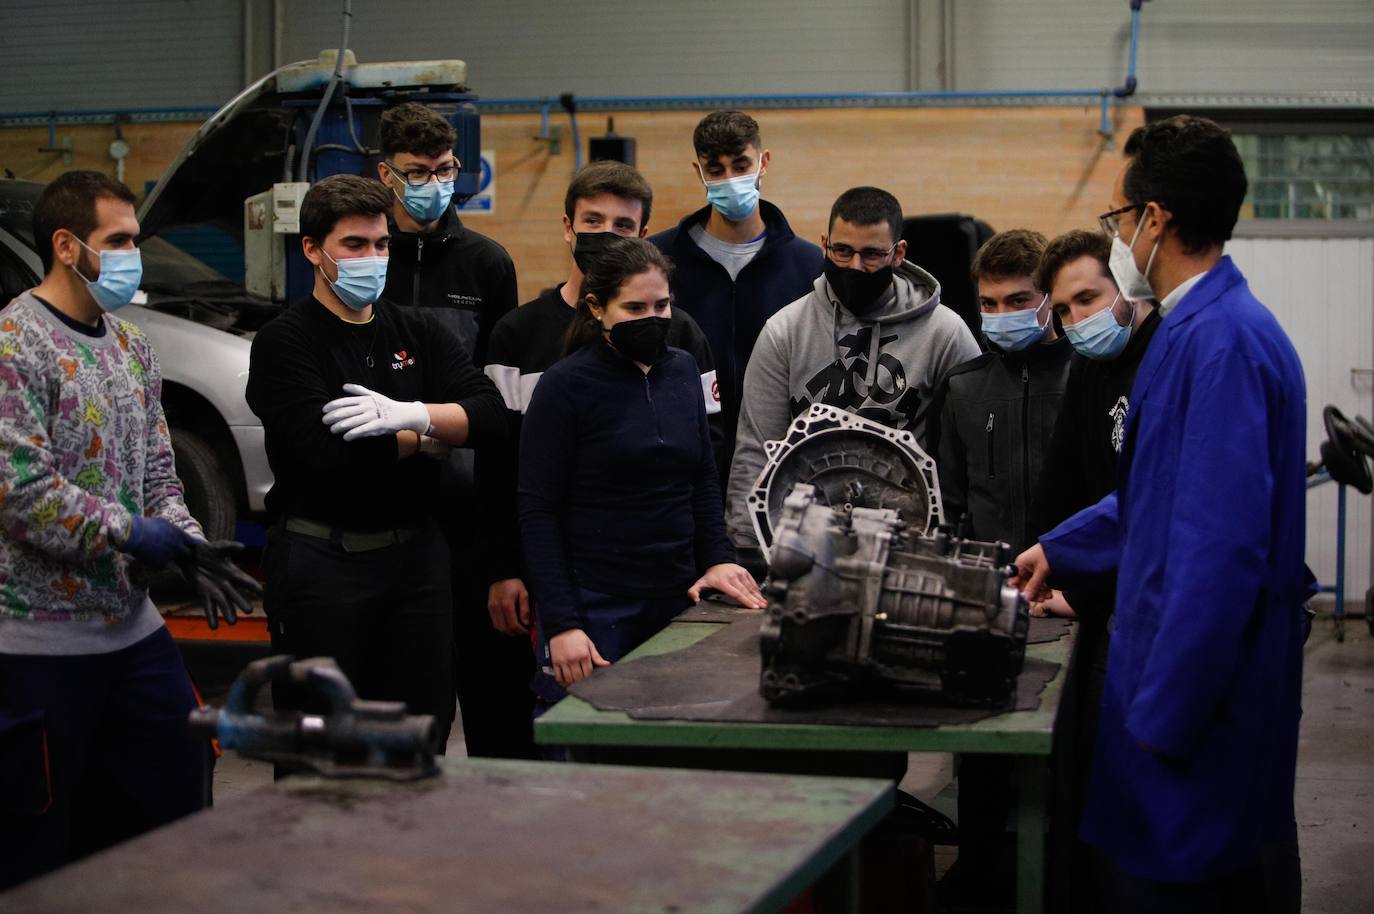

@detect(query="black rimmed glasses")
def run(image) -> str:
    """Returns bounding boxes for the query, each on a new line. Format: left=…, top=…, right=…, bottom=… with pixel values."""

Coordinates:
left=385, top=161, right=460, bottom=187
left=1098, top=203, right=1145, bottom=239
left=825, top=241, right=898, bottom=268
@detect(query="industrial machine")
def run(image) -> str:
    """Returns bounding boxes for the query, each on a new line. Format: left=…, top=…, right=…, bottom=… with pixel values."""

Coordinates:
left=759, top=484, right=1029, bottom=706
left=746, top=404, right=944, bottom=561
left=748, top=406, right=1028, bottom=707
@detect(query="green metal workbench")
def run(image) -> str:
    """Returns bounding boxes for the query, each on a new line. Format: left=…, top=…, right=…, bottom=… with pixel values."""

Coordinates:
left=0, top=757, right=893, bottom=914
left=537, top=619, right=1074, bottom=914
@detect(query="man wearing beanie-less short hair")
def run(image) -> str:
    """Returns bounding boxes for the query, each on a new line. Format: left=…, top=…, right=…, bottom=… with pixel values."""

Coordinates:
left=650, top=110, right=823, bottom=484
left=726, top=186, right=979, bottom=550
left=0, top=171, right=222, bottom=887
left=246, top=174, right=504, bottom=758
left=377, top=101, right=517, bottom=365
left=924, top=228, right=1071, bottom=907
left=375, top=102, right=522, bottom=761
left=1014, top=116, right=1309, bottom=912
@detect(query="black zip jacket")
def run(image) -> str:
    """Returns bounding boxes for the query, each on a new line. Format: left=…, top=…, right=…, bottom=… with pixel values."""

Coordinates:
left=928, top=336, right=1072, bottom=553
left=382, top=206, right=518, bottom=365
left=477, top=285, right=721, bottom=584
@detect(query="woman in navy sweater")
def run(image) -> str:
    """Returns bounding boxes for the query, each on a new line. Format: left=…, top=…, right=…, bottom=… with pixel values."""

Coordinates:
left=519, top=238, right=765, bottom=703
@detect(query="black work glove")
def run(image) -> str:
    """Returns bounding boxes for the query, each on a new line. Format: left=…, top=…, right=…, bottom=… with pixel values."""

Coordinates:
left=177, top=540, right=264, bottom=630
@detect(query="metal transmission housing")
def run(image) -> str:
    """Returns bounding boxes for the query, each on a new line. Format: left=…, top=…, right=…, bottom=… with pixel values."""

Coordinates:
left=747, top=404, right=944, bottom=561
left=758, top=484, right=1029, bottom=707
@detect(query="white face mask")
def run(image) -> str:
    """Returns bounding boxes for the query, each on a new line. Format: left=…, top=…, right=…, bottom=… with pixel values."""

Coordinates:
left=1108, top=214, right=1159, bottom=303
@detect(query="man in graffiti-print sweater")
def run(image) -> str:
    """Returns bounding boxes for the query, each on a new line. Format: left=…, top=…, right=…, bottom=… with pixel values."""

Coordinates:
left=0, top=172, right=212, bottom=888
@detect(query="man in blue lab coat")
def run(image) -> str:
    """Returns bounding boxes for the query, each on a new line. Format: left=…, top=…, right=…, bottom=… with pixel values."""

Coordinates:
left=1015, top=116, right=1307, bottom=913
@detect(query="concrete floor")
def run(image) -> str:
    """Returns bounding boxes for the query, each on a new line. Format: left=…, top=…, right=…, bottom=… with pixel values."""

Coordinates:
left=208, top=614, right=1374, bottom=912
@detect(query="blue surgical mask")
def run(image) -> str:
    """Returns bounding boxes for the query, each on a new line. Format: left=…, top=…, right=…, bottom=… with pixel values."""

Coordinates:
left=701, top=168, right=761, bottom=222
left=322, top=250, right=388, bottom=311
left=392, top=175, right=455, bottom=224
left=73, top=238, right=142, bottom=311
left=1064, top=291, right=1133, bottom=360
left=981, top=295, right=1050, bottom=352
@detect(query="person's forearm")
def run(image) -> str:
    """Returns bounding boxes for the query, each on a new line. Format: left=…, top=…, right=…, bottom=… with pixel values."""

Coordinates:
left=423, top=403, right=470, bottom=445
left=395, top=429, right=422, bottom=459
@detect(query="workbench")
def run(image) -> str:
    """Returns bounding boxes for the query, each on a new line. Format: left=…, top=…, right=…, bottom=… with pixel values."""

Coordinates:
left=536, top=615, right=1074, bottom=914
left=0, top=757, right=893, bottom=914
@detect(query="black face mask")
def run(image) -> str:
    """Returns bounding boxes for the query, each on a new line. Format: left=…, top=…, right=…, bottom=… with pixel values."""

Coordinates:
left=572, top=231, right=617, bottom=274
left=823, top=259, right=895, bottom=316
left=607, top=316, right=671, bottom=365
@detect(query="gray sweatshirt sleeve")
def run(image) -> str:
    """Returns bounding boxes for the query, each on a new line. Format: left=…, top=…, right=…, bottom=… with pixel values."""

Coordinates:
left=726, top=320, right=793, bottom=548
left=933, top=313, right=982, bottom=379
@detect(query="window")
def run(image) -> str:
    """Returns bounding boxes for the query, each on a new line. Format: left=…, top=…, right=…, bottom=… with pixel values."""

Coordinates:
left=1234, top=133, right=1374, bottom=221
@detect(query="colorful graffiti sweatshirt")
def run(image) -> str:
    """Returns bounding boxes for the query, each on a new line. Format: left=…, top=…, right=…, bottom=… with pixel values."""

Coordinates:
left=0, top=291, right=201, bottom=654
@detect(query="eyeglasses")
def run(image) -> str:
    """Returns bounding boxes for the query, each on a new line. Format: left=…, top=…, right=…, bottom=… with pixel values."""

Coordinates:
left=1098, top=203, right=1145, bottom=239
left=385, top=161, right=460, bottom=187
left=825, top=241, right=897, bottom=268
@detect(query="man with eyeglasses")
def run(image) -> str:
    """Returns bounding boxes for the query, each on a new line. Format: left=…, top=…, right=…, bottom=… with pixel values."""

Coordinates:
left=374, top=103, right=519, bottom=758
left=726, top=185, right=978, bottom=549
left=377, top=102, right=517, bottom=364
left=1013, top=116, right=1308, bottom=913
left=650, top=110, right=823, bottom=484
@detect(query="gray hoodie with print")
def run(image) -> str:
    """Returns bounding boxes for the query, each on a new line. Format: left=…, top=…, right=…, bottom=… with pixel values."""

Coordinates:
left=725, top=260, right=981, bottom=546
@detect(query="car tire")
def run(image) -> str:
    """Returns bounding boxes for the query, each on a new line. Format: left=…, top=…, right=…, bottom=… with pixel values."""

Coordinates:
left=171, top=427, right=237, bottom=541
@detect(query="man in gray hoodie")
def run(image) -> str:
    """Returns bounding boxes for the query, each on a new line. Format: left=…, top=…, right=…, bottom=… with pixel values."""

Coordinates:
left=726, top=186, right=980, bottom=547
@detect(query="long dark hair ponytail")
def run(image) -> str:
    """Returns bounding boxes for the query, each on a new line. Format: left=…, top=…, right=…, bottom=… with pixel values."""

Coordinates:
left=563, top=236, right=674, bottom=356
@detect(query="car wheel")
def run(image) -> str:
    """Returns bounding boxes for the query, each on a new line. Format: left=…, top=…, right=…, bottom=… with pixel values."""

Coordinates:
left=171, top=427, right=237, bottom=541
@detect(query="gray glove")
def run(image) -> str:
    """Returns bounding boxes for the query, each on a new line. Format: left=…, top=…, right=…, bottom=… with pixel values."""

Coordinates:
left=177, top=540, right=264, bottom=630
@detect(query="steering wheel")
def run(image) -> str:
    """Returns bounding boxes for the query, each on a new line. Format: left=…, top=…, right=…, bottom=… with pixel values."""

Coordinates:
left=1321, top=406, right=1373, bottom=494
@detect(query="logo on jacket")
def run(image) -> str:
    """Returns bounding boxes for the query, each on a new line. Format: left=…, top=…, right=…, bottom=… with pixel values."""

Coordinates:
left=792, top=327, right=919, bottom=431
left=1109, top=396, right=1130, bottom=453
left=392, top=349, right=417, bottom=370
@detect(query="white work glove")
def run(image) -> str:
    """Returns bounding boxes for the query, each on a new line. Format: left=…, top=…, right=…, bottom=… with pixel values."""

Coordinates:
left=322, top=383, right=431, bottom=441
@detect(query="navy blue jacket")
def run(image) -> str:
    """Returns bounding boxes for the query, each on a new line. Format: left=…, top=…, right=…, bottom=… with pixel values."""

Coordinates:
left=518, top=339, right=736, bottom=638
left=649, top=202, right=823, bottom=480
left=1040, top=257, right=1308, bottom=881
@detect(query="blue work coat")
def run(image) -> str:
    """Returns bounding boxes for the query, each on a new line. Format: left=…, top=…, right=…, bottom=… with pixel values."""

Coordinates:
left=1040, top=256, right=1308, bottom=883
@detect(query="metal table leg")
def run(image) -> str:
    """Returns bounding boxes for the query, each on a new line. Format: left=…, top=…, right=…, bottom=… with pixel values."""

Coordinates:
left=1015, top=756, right=1048, bottom=914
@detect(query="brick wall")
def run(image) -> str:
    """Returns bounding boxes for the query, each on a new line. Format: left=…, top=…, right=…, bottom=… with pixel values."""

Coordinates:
left=0, top=105, right=1144, bottom=304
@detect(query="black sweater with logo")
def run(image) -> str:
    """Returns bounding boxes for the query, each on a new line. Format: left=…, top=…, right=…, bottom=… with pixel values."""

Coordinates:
left=246, top=296, right=504, bottom=530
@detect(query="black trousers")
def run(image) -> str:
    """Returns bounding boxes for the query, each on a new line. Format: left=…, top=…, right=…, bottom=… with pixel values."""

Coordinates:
left=264, top=521, right=455, bottom=747
left=0, top=627, right=210, bottom=889
left=443, top=452, right=537, bottom=760
left=450, top=559, right=538, bottom=758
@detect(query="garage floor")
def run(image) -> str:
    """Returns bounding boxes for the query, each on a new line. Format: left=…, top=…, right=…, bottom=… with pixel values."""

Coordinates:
left=204, top=614, right=1374, bottom=913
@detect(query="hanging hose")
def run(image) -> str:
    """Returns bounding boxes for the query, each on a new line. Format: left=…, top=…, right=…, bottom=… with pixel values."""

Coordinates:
left=296, top=0, right=352, bottom=181
left=560, top=93, right=582, bottom=170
